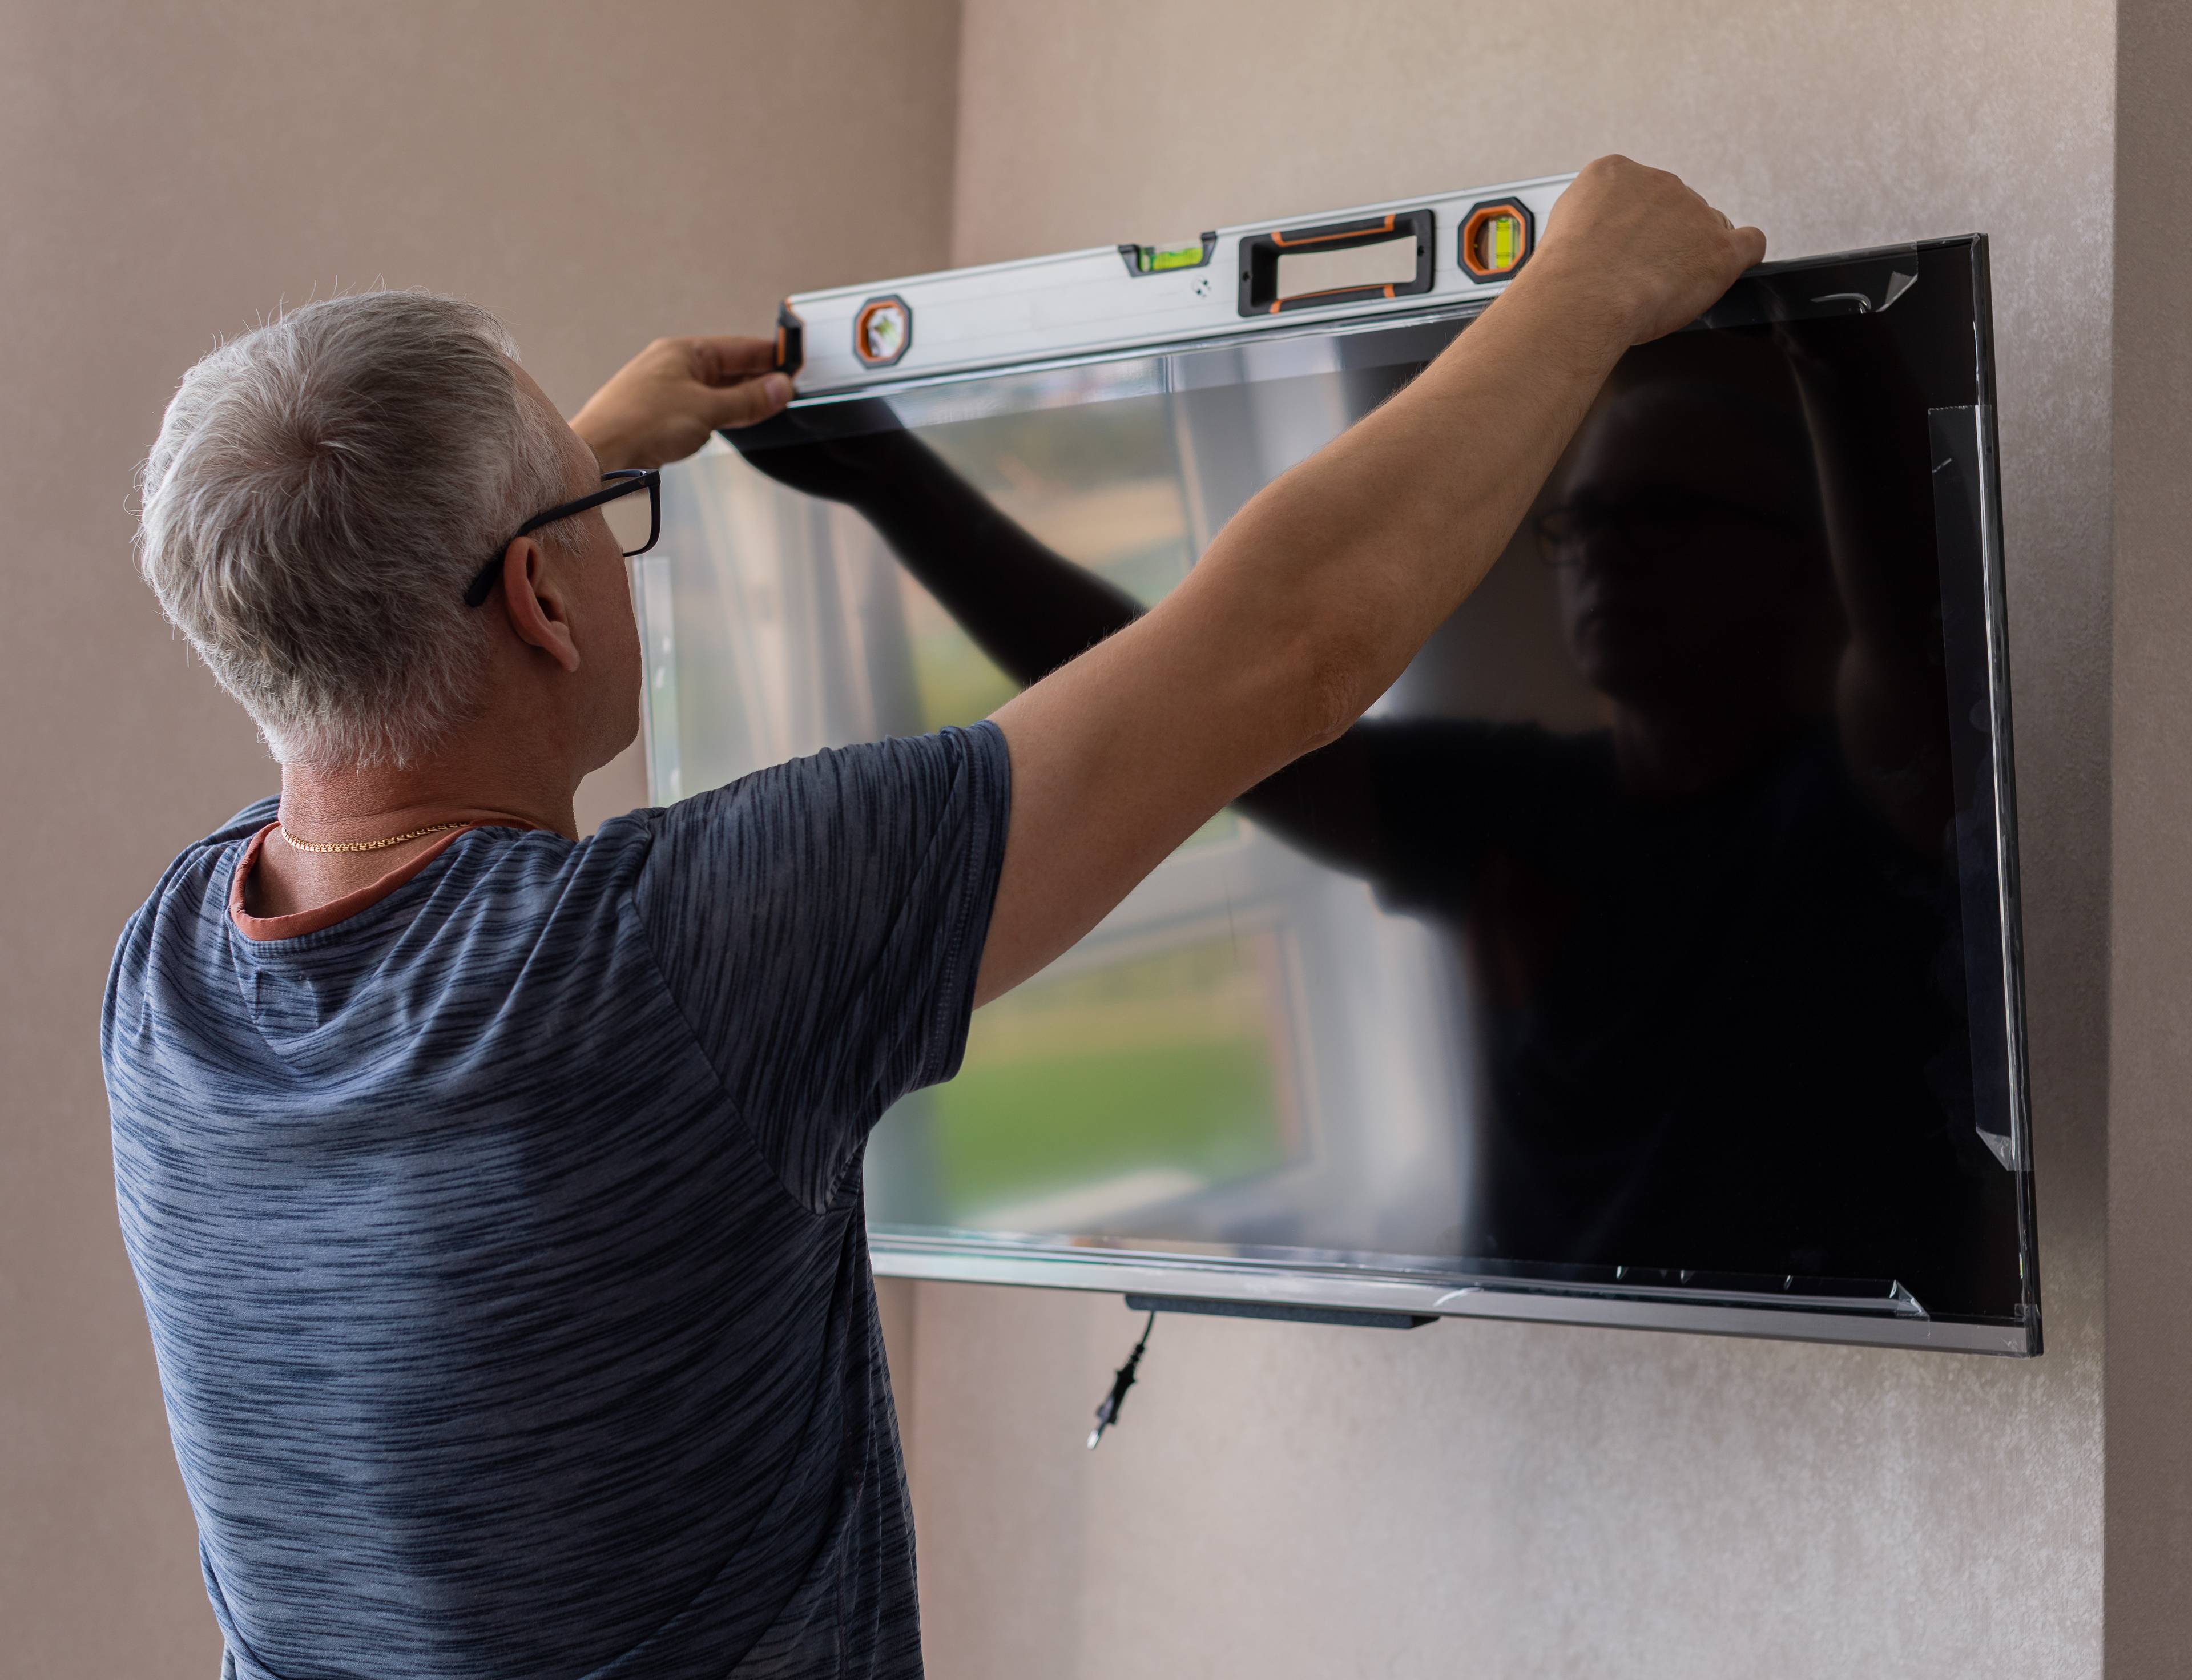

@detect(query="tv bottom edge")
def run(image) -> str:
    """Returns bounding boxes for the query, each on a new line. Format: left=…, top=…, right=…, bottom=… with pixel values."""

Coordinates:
left=865, top=1233, right=2037, bottom=1356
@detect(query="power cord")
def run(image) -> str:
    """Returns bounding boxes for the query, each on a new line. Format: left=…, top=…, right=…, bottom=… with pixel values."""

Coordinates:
left=1086, top=1309, right=1157, bottom=1449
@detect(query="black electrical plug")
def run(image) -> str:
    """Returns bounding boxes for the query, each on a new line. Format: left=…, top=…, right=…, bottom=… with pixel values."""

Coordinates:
left=1086, top=1310, right=1157, bottom=1449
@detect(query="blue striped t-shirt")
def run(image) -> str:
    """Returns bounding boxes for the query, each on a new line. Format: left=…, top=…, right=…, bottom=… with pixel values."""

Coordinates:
left=101, top=723, right=1010, bottom=1680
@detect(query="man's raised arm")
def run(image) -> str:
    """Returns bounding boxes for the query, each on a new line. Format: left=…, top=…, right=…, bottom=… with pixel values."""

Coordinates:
left=973, top=156, right=1766, bottom=1005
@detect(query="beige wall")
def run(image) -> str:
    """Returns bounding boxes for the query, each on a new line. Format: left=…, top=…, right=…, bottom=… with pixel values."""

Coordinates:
left=0, top=3, right=961, bottom=1673
left=2109, top=2, right=2192, bottom=1673
left=904, top=3, right=2117, bottom=1675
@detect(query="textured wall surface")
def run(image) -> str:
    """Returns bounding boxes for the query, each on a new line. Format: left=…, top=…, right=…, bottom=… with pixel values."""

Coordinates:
left=906, top=3, right=2116, bottom=1675
left=0, top=4, right=960, bottom=1673
left=2108, top=2, right=2192, bottom=1673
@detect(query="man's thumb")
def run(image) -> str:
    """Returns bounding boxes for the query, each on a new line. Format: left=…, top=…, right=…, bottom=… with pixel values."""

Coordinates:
left=712, top=373, right=793, bottom=430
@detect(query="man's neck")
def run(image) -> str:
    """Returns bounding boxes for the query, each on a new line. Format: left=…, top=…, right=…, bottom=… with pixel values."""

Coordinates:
left=275, top=690, right=589, bottom=844
left=241, top=721, right=585, bottom=923
left=275, top=759, right=578, bottom=848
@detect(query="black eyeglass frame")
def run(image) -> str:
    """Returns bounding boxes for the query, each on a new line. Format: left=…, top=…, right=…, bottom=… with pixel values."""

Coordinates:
left=464, top=468, right=662, bottom=608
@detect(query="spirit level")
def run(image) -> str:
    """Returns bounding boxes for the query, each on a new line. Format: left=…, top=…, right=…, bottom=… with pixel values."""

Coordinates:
left=772, top=172, right=1576, bottom=394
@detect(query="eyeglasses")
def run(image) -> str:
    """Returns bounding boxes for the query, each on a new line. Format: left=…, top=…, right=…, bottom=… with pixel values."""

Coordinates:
left=464, top=468, right=662, bottom=608
left=1533, top=488, right=1803, bottom=566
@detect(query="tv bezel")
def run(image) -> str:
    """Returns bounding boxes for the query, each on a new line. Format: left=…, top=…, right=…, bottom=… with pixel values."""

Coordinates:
left=727, top=236, right=2040, bottom=1356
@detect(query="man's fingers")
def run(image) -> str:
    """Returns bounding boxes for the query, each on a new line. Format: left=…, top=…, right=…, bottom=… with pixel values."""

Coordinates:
left=1705, top=198, right=1766, bottom=269
left=688, top=336, right=780, bottom=386
left=709, top=372, right=794, bottom=430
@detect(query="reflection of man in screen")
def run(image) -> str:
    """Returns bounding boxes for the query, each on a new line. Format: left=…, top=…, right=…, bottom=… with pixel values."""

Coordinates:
left=1318, top=335, right=1975, bottom=1288
left=739, top=323, right=1990, bottom=1301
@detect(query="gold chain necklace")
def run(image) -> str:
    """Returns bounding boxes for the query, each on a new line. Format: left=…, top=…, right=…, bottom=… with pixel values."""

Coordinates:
left=278, top=821, right=470, bottom=855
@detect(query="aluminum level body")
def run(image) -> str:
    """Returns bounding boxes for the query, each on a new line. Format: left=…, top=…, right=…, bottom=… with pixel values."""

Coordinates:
left=781, top=175, right=1574, bottom=394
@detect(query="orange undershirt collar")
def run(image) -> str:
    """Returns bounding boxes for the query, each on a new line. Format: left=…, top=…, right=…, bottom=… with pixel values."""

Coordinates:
left=228, top=822, right=482, bottom=942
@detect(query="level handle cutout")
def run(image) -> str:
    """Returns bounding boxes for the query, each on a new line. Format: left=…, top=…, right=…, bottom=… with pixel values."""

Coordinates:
left=1237, top=208, right=1435, bottom=317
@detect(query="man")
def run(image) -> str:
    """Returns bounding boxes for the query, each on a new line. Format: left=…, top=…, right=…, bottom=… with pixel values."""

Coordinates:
left=106, top=158, right=1760, bottom=1679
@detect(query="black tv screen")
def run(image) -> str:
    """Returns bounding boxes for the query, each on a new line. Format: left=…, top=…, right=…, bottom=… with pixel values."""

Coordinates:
left=640, top=236, right=2036, bottom=1353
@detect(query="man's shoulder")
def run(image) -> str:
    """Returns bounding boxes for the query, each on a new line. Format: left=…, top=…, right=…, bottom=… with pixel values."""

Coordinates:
left=202, top=793, right=282, bottom=844
left=670, top=723, right=1007, bottom=812
left=146, top=794, right=283, bottom=900
left=103, top=797, right=276, bottom=1086
left=108, top=797, right=654, bottom=1013
left=111, top=796, right=279, bottom=958
left=638, top=723, right=1009, bottom=868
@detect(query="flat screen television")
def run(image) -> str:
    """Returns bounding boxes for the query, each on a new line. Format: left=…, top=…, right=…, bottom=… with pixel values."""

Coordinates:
left=638, top=233, right=2036, bottom=1353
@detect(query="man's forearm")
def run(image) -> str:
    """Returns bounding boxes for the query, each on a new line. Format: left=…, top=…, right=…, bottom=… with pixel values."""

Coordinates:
left=1161, top=259, right=1633, bottom=769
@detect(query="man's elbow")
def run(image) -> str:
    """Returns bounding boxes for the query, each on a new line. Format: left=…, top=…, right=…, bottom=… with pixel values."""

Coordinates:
left=1283, top=628, right=1383, bottom=758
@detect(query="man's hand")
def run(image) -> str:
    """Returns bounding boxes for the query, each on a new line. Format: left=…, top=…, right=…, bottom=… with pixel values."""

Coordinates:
left=1526, top=155, right=1767, bottom=348
left=571, top=336, right=793, bottom=473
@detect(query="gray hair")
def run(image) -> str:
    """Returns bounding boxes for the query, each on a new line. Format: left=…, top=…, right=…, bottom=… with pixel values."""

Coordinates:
left=135, top=291, right=578, bottom=770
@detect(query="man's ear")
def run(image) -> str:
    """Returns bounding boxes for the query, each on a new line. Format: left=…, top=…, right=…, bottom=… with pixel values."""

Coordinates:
left=496, top=536, right=583, bottom=674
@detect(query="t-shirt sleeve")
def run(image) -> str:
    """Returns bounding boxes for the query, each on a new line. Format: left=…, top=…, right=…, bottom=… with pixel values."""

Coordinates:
left=634, top=722, right=1012, bottom=1211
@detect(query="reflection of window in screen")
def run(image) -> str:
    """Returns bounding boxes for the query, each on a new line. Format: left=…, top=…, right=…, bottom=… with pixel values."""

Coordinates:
left=873, top=400, right=1334, bottom=1231
left=907, top=396, right=1238, bottom=847
left=904, top=399, right=1197, bottom=727
left=933, top=928, right=1305, bottom=1231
